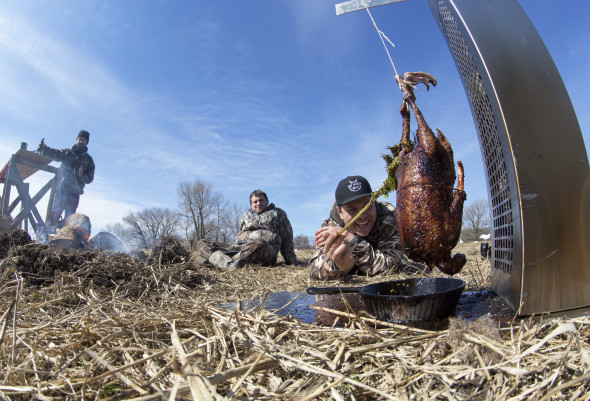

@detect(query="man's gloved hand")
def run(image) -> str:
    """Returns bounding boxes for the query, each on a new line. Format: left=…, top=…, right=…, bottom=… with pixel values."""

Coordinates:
left=37, top=138, right=47, bottom=152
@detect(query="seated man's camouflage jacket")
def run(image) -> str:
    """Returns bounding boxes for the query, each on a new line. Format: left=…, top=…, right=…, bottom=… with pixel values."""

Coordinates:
left=235, top=203, right=297, bottom=265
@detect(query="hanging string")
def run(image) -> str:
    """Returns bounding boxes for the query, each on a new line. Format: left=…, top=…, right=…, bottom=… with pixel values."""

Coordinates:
left=361, top=0, right=402, bottom=89
left=334, top=1, right=407, bottom=238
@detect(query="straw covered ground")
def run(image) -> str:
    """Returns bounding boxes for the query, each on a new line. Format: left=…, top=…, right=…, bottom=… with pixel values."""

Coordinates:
left=1, top=230, right=589, bottom=400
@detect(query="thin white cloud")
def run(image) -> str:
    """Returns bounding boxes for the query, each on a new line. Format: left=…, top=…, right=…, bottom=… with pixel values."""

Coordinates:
left=0, top=13, right=128, bottom=112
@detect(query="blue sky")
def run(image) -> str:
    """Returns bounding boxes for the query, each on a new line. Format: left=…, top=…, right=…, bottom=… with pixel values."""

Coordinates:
left=0, top=0, right=588, bottom=239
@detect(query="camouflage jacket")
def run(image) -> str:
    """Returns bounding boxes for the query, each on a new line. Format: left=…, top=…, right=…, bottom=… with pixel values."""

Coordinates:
left=235, top=203, right=297, bottom=264
left=40, top=145, right=95, bottom=195
left=309, top=201, right=403, bottom=280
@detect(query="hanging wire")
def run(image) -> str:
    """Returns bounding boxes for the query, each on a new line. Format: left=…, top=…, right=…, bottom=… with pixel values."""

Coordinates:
left=360, top=0, right=402, bottom=89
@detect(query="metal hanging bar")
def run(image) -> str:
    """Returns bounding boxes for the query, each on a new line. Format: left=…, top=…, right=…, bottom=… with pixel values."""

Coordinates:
left=335, top=0, right=410, bottom=15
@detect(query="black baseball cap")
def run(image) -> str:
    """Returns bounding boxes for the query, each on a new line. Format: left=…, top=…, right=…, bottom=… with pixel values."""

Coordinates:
left=335, top=176, right=373, bottom=205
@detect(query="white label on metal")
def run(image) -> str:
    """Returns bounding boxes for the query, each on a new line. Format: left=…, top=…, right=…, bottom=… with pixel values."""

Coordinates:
left=335, top=0, right=411, bottom=15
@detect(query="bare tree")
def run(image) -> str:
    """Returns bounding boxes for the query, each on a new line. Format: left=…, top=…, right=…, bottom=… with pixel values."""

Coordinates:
left=219, top=201, right=244, bottom=244
left=177, top=179, right=238, bottom=247
left=177, top=180, right=216, bottom=242
left=122, top=207, right=179, bottom=249
left=211, top=198, right=229, bottom=242
left=294, top=234, right=313, bottom=249
left=103, top=222, right=133, bottom=247
left=462, top=199, right=490, bottom=241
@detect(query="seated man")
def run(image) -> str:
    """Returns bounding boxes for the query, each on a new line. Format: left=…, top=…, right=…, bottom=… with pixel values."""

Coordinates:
left=309, top=175, right=403, bottom=280
left=197, top=190, right=298, bottom=268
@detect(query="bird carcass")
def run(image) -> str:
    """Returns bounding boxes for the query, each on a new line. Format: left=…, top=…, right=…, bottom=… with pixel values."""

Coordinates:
left=394, top=72, right=467, bottom=275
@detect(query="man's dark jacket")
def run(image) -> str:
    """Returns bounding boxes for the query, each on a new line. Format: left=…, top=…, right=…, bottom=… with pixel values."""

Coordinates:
left=41, top=145, right=95, bottom=195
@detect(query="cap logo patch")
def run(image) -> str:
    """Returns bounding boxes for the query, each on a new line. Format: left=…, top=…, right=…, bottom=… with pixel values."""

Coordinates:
left=348, top=179, right=362, bottom=192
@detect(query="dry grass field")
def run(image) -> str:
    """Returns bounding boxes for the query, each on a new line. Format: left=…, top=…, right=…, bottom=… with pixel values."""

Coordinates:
left=0, top=232, right=588, bottom=400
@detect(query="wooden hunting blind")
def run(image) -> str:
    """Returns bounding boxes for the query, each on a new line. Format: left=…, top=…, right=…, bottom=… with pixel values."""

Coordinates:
left=0, top=144, right=59, bottom=233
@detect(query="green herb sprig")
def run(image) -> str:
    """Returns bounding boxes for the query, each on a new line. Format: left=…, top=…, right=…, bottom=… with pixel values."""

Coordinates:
left=337, top=141, right=403, bottom=236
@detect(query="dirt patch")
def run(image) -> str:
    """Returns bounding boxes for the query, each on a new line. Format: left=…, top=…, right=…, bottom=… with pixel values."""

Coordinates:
left=150, top=234, right=191, bottom=265
left=1, top=241, right=212, bottom=302
left=0, top=229, right=32, bottom=258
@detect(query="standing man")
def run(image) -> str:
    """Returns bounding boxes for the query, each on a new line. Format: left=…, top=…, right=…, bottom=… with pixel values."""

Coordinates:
left=197, top=190, right=298, bottom=268
left=309, top=175, right=403, bottom=280
left=38, top=130, right=95, bottom=228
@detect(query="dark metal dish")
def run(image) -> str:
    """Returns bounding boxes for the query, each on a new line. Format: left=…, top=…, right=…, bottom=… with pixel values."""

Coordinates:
left=307, top=277, right=466, bottom=322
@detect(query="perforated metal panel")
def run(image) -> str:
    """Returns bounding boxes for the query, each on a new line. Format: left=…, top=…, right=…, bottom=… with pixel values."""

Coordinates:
left=435, top=1, right=515, bottom=278
left=429, top=0, right=590, bottom=315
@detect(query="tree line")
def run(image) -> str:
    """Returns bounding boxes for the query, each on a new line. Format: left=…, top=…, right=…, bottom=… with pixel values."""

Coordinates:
left=104, top=178, right=489, bottom=251
left=104, top=179, right=314, bottom=251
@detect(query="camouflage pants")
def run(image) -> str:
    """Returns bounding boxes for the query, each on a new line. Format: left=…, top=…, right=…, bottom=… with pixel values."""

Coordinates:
left=196, top=239, right=277, bottom=266
left=50, top=191, right=80, bottom=227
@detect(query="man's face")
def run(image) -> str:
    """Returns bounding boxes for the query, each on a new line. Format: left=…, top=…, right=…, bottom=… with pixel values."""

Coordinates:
left=337, top=196, right=376, bottom=237
left=75, top=137, right=88, bottom=148
left=250, top=195, right=268, bottom=214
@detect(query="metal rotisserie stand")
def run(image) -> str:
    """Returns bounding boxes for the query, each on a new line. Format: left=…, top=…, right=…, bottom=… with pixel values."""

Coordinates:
left=428, top=0, right=590, bottom=316
left=233, top=0, right=590, bottom=326
left=257, top=0, right=590, bottom=325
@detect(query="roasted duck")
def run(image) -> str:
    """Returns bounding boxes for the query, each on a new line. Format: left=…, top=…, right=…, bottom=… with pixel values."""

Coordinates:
left=394, top=72, right=467, bottom=275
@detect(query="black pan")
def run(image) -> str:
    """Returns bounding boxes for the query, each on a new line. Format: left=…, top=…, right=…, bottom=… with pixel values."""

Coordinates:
left=307, top=277, right=465, bottom=322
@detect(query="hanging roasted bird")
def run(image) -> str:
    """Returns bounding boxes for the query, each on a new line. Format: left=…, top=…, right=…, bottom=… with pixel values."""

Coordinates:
left=393, top=72, right=467, bottom=275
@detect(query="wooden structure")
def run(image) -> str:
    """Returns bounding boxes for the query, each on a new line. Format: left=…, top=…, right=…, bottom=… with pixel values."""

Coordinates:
left=0, top=145, right=58, bottom=233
